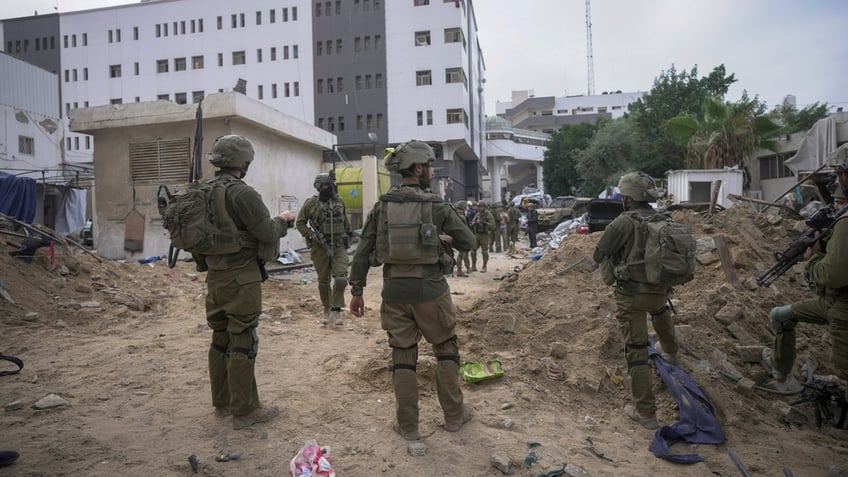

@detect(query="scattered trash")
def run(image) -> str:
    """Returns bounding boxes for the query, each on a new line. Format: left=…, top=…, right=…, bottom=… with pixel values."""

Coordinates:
left=137, top=255, right=164, bottom=264
left=460, top=359, right=504, bottom=384
left=290, top=439, right=335, bottom=477
left=278, top=248, right=303, bottom=265
left=188, top=454, right=199, bottom=473
left=215, top=452, right=241, bottom=462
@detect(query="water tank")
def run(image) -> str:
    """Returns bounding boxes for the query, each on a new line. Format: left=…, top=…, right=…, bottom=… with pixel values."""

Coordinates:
left=334, top=166, right=392, bottom=209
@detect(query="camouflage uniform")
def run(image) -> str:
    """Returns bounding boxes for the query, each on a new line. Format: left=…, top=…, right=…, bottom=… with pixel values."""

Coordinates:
left=349, top=141, right=476, bottom=441
left=296, top=176, right=352, bottom=324
left=506, top=203, right=520, bottom=247
left=592, top=172, right=678, bottom=428
left=195, top=135, right=291, bottom=427
left=489, top=205, right=502, bottom=253
left=469, top=203, right=494, bottom=272
left=769, top=186, right=848, bottom=382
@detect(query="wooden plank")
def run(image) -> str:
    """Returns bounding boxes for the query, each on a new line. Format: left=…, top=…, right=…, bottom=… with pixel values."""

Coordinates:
left=713, top=234, right=743, bottom=290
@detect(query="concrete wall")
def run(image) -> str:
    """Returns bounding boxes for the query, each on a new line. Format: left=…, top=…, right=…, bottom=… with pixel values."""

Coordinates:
left=667, top=168, right=744, bottom=209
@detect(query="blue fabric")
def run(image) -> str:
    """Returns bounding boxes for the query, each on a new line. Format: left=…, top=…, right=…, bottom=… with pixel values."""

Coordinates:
left=647, top=345, right=726, bottom=464
left=0, top=172, right=37, bottom=223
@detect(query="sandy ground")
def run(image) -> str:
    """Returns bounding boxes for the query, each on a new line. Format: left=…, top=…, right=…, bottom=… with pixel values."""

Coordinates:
left=1, top=207, right=848, bottom=477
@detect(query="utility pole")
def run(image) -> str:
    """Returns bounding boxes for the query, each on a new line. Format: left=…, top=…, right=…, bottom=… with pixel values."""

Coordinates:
left=585, top=0, right=595, bottom=96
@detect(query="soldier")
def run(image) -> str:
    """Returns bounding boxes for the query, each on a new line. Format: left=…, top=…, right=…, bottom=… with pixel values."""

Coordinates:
left=761, top=154, right=848, bottom=444
left=489, top=203, right=502, bottom=253
left=469, top=201, right=495, bottom=273
left=506, top=201, right=520, bottom=249
left=198, top=135, right=296, bottom=430
left=526, top=201, right=539, bottom=249
left=296, top=173, right=352, bottom=326
left=592, top=171, right=679, bottom=430
left=454, top=201, right=471, bottom=277
left=348, top=141, right=476, bottom=452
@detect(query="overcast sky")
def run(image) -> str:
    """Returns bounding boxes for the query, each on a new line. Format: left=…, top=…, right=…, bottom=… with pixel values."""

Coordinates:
left=4, top=0, right=846, bottom=115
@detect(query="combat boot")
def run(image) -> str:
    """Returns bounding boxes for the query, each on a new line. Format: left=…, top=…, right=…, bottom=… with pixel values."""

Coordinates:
left=624, top=404, right=659, bottom=430
left=328, top=308, right=344, bottom=326
left=232, top=405, right=280, bottom=430
left=444, top=402, right=474, bottom=432
left=480, top=258, right=488, bottom=273
left=320, top=307, right=330, bottom=324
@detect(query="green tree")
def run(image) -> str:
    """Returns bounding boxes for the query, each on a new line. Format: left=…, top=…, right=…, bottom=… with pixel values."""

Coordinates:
left=769, top=99, right=830, bottom=137
left=664, top=96, right=780, bottom=169
left=575, top=117, right=644, bottom=196
left=542, top=121, right=599, bottom=196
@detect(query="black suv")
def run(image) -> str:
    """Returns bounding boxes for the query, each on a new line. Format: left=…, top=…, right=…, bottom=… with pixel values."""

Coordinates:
left=584, top=199, right=624, bottom=232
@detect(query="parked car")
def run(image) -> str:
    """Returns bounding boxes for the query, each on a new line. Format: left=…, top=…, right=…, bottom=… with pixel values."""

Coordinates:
left=584, top=198, right=624, bottom=233
left=536, top=196, right=592, bottom=231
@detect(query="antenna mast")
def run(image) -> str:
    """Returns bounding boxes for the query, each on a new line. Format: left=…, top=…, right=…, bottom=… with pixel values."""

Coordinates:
left=585, top=0, right=595, bottom=96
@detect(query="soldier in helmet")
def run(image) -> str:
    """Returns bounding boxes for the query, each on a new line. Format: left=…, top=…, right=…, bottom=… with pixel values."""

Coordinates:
left=469, top=201, right=495, bottom=272
left=761, top=150, right=848, bottom=442
left=453, top=201, right=472, bottom=277
left=296, top=172, right=352, bottom=326
left=592, top=171, right=678, bottom=431
left=200, top=134, right=296, bottom=430
left=348, top=141, right=476, bottom=453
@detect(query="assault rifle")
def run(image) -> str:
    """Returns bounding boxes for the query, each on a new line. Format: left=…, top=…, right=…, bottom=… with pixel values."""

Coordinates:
left=790, top=379, right=847, bottom=429
left=756, top=204, right=848, bottom=287
left=308, top=218, right=333, bottom=258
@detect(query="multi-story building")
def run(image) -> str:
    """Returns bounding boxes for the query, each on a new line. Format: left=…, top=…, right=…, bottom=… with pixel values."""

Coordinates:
left=496, top=89, right=644, bottom=134
left=1, top=0, right=486, bottom=202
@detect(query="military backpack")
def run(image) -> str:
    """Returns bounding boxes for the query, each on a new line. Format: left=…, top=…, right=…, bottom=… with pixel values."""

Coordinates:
left=622, top=211, right=696, bottom=286
left=160, top=178, right=243, bottom=255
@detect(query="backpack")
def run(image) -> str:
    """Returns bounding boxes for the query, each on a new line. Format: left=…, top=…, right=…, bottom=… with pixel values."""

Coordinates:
left=374, top=191, right=441, bottom=266
left=161, top=179, right=243, bottom=255
left=624, top=211, right=696, bottom=286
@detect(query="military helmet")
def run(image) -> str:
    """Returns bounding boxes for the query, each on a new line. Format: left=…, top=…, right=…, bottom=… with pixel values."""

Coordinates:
left=456, top=200, right=468, bottom=209
left=832, top=184, right=848, bottom=201
left=208, top=135, right=254, bottom=168
left=383, top=141, right=435, bottom=173
left=313, top=172, right=333, bottom=190
left=477, top=201, right=489, bottom=208
left=618, top=171, right=659, bottom=202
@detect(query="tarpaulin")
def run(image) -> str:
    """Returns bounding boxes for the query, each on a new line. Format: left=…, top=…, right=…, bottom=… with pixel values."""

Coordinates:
left=784, top=116, right=837, bottom=174
left=54, top=187, right=87, bottom=236
left=647, top=345, right=726, bottom=464
left=0, top=171, right=37, bottom=223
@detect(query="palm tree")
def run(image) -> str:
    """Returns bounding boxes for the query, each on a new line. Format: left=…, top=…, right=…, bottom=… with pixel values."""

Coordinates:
left=664, top=96, right=780, bottom=169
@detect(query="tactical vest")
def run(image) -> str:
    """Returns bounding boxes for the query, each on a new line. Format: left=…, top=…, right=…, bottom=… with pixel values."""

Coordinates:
left=374, top=187, right=444, bottom=278
left=316, top=197, right=346, bottom=239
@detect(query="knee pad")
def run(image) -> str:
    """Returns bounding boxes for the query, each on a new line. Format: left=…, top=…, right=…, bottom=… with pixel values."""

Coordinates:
left=650, top=305, right=670, bottom=317
left=625, top=342, right=649, bottom=370
left=769, top=305, right=794, bottom=334
left=230, top=328, right=259, bottom=359
left=333, top=276, right=348, bottom=290
left=318, top=280, right=331, bottom=291
left=434, top=336, right=460, bottom=364
left=391, top=344, right=418, bottom=372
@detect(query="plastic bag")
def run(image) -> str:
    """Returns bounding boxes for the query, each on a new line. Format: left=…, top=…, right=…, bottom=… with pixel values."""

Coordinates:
left=290, top=439, right=335, bottom=477
left=278, top=247, right=303, bottom=265
left=460, top=359, right=505, bottom=384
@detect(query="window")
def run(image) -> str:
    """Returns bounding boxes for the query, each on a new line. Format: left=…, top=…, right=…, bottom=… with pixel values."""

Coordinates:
left=316, top=41, right=322, bottom=56
left=327, top=78, right=335, bottom=93
left=318, top=118, right=324, bottom=129
left=338, top=116, right=345, bottom=131
left=157, top=94, right=169, bottom=100
left=759, top=154, right=794, bottom=180
left=83, top=33, right=88, bottom=45
left=134, top=62, right=139, bottom=75
left=336, top=0, right=342, bottom=14
left=336, top=39, right=342, bottom=54
left=156, top=24, right=162, bottom=37
left=328, top=117, right=335, bottom=132
left=231, top=14, right=237, bottom=28
left=116, top=29, right=121, bottom=42
left=72, top=69, right=77, bottom=81
left=191, top=19, right=196, bottom=33
left=129, top=138, right=190, bottom=183
left=157, top=59, right=168, bottom=73
left=417, top=111, right=423, bottom=126
left=256, top=49, right=263, bottom=62
left=365, top=74, right=372, bottom=89
left=198, top=18, right=203, bottom=32
left=356, top=115, right=363, bottom=130
left=427, top=110, right=433, bottom=125
left=364, top=36, right=371, bottom=50
left=179, top=21, right=185, bottom=34
left=217, top=16, right=223, bottom=29
left=272, top=83, right=278, bottom=98
left=175, top=93, right=187, bottom=104
left=325, top=1, right=332, bottom=16
left=317, top=79, right=324, bottom=94
left=292, top=6, right=298, bottom=20
left=110, top=64, right=122, bottom=78
left=416, top=70, right=432, bottom=86
left=444, top=27, right=464, bottom=46
left=85, top=137, right=91, bottom=149
left=377, top=113, right=383, bottom=128
left=415, top=31, right=430, bottom=46
left=294, top=82, right=299, bottom=96
left=192, top=55, right=204, bottom=69
left=72, top=34, right=77, bottom=47
left=445, top=67, right=466, bottom=86
left=284, top=46, right=289, bottom=59
left=283, top=8, right=288, bottom=21
left=337, top=77, right=344, bottom=92
left=232, top=50, right=246, bottom=65
left=316, top=2, right=322, bottom=17
left=133, top=27, right=138, bottom=40
left=256, top=11, right=262, bottom=24
left=270, top=9, right=276, bottom=22
left=285, top=82, right=291, bottom=97
left=271, top=47, right=277, bottom=60
left=376, top=73, right=383, bottom=88
left=74, top=137, right=80, bottom=149
left=366, top=114, right=373, bottom=130
left=64, top=70, right=69, bottom=82
left=414, top=0, right=430, bottom=5
left=174, top=57, right=186, bottom=71
left=355, top=75, right=362, bottom=90
left=108, top=30, right=113, bottom=43
left=293, top=45, right=298, bottom=58
left=326, top=40, right=333, bottom=55
left=354, top=37, right=362, bottom=52
left=257, top=85, right=264, bottom=99
left=18, top=136, right=34, bottom=155
left=218, top=53, right=223, bottom=67
left=192, top=91, right=204, bottom=103
left=110, top=98, right=122, bottom=105
left=447, top=108, right=468, bottom=126
left=375, top=34, right=382, bottom=49
left=83, top=68, right=88, bottom=80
